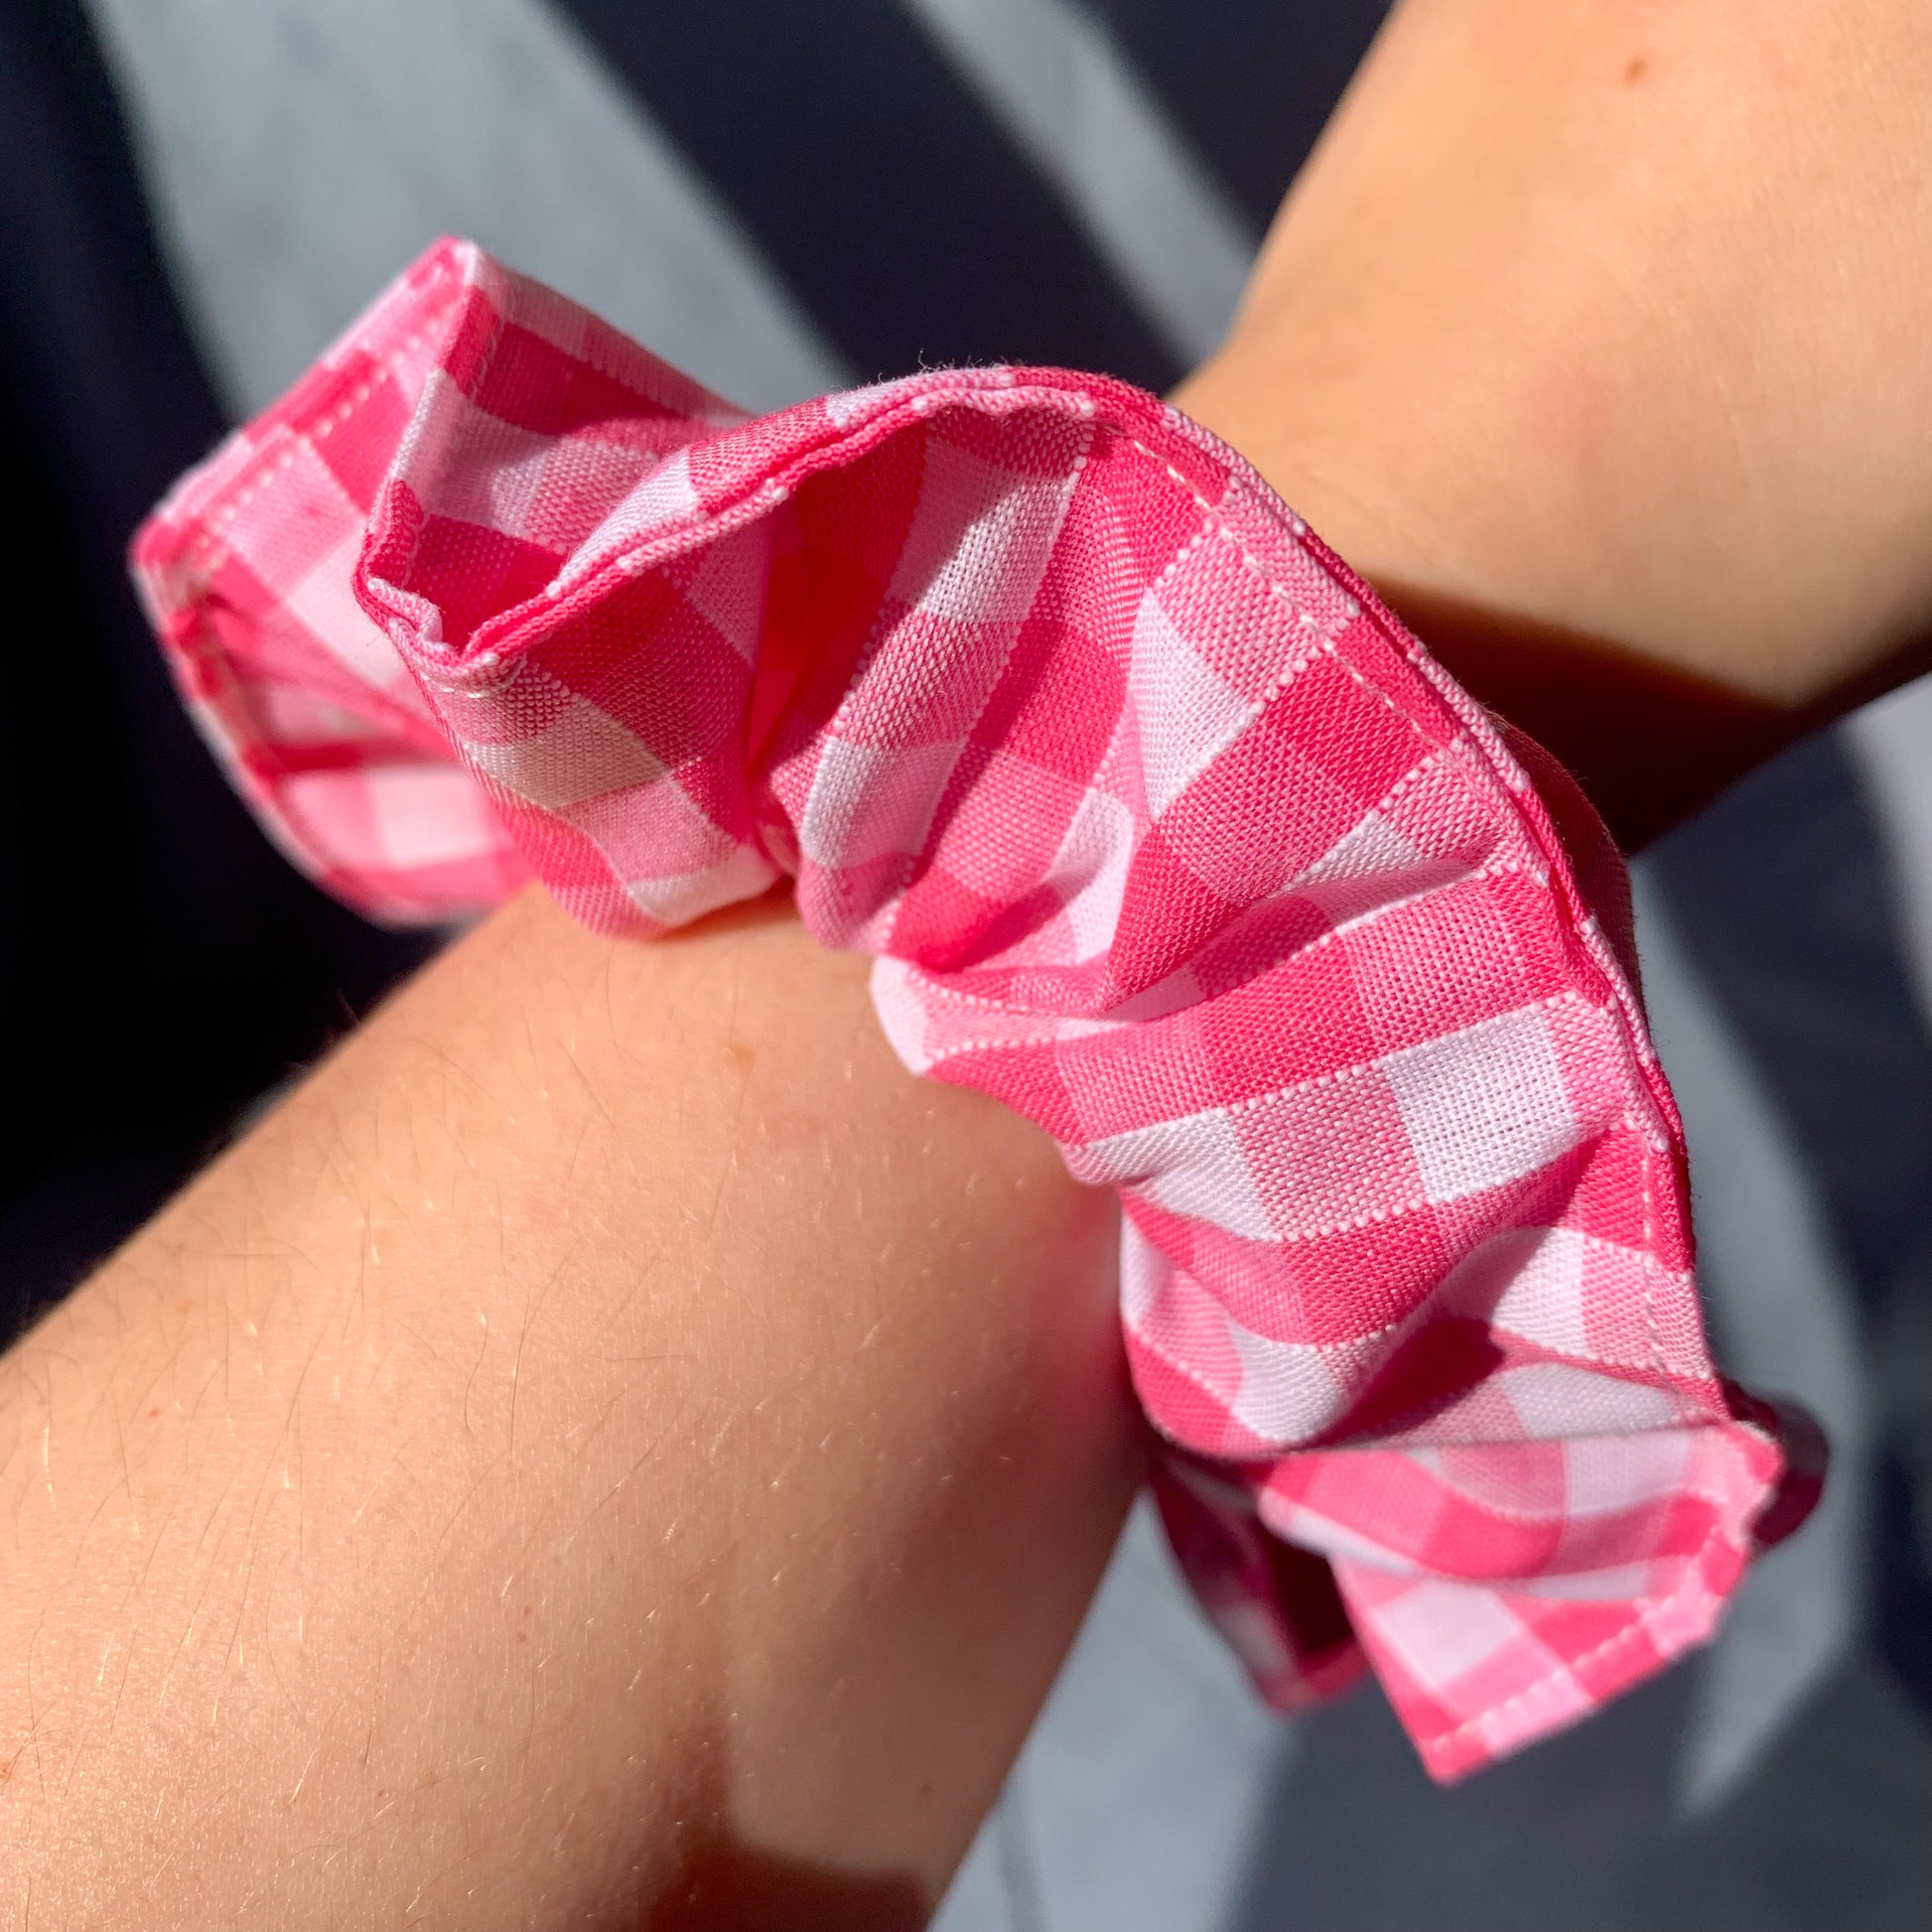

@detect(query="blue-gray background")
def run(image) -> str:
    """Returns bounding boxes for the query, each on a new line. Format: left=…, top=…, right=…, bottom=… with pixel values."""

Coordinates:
left=2, top=5, right=1925, bottom=1924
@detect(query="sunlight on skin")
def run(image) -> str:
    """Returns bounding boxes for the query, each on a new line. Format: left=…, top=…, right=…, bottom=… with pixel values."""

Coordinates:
left=6, top=3, right=1932, bottom=1923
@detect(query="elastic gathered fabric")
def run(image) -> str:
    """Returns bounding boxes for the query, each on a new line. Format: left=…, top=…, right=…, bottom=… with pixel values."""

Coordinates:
left=133, top=239, right=1814, bottom=1780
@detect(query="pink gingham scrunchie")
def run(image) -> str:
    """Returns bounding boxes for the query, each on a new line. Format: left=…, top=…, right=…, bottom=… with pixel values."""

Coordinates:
left=132, top=240, right=1816, bottom=1781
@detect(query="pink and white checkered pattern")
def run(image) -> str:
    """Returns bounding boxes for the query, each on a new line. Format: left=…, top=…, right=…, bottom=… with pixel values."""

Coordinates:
left=132, top=239, right=1815, bottom=1780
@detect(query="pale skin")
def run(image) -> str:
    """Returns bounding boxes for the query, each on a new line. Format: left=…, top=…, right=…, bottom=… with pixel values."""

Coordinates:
left=0, top=894, right=1132, bottom=1926
left=1178, top=0, right=1932, bottom=846
left=4, top=2, right=1930, bottom=1923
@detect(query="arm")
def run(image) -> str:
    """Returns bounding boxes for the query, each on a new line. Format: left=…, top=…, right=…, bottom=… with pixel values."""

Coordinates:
left=0, top=891, right=1136, bottom=1927
left=1178, top=0, right=1932, bottom=847
left=7, top=2, right=1932, bottom=1925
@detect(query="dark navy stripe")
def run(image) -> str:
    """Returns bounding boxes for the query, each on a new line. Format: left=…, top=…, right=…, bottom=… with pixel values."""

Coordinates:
left=0, top=0, right=435, bottom=1333
left=553, top=0, right=1181, bottom=389
left=1087, top=0, right=1392, bottom=230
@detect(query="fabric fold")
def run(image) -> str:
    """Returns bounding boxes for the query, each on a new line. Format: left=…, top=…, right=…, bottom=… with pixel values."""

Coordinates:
left=133, top=237, right=1814, bottom=1780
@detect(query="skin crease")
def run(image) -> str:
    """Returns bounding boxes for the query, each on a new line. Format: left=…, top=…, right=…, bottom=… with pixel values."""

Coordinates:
left=5, top=1, right=1932, bottom=1923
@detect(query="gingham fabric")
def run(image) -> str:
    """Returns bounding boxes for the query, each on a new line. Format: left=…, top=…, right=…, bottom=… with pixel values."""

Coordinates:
left=132, top=239, right=1814, bottom=1781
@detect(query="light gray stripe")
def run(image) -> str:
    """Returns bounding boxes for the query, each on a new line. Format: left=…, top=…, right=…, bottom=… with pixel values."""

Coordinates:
left=1631, top=868, right=1870, bottom=1816
left=1844, top=673, right=1932, bottom=1034
left=86, top=0, right=849, bottom=418
left=933, top=1498, right=1293, bottom=1932
left=900, top=0, right=1258, bottom=367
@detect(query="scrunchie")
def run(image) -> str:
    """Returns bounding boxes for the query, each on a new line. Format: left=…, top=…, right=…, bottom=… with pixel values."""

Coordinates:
left=133, top=239, right=1817, bottom=1781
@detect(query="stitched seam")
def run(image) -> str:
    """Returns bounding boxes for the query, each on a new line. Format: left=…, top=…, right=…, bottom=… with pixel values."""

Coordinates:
left=1424, top=1428, right=1757, bottom=1755
left=1413, top=1485, right=1742, bottom=1758
left=1116, top=425, right=1678, bottom=1400
left=1389, top=648, right=1677, bottom=1345
left=596, top=475, right=787, bottom=591
left=173, top=255, right=464, bottom=583
left=1358, top=737, right=1463, bottom=831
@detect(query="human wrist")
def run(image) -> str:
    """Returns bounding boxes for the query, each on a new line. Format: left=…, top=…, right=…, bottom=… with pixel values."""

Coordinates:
left=1174, top=0, right=1932, bottom=845
left=1170, top=309, right=1805, bottom=850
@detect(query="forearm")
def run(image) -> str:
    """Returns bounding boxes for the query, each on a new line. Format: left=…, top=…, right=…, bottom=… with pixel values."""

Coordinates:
left=10, top=5, right=1929, bottom=1920
left=1177, top=0, right=1932, bottom=846
left=0, top=889, right=1135, bottom=1926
